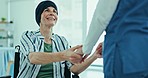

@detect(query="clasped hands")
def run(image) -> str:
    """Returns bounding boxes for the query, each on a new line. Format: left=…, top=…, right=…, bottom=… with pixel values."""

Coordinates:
left=65, top=43, right=102, bottom=64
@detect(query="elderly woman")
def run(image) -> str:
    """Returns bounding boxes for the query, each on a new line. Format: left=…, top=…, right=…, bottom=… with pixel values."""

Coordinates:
left=17, top=0, right=102, bottom=78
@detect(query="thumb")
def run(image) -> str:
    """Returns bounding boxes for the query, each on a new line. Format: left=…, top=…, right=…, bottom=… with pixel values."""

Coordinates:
left=71, top=45, right=82, bottom=51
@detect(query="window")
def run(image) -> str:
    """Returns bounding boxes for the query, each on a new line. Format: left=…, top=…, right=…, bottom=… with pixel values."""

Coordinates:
left=54, top=0, right=104, bottom=69
left=53, top=0, right=83, bottom=46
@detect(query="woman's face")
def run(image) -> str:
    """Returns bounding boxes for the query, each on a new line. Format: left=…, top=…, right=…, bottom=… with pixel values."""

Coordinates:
left=40, top=7, right=58, bottom=27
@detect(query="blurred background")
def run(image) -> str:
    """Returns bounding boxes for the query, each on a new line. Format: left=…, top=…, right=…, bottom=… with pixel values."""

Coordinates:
left=0, top=0, right=105, bottom=78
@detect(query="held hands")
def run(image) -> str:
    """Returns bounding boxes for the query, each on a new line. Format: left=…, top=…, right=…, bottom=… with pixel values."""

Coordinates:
left=64, top=42, right=103, bottom=64
left=64, top=45, right=83, bottom=64
left=75, top=42, right=103, bottom=62
left=75, top=47, right=87, bottom=63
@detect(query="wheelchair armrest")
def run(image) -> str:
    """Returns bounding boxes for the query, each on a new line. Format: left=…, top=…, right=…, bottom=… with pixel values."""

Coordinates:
left=0, top=75, right=11, bottom=78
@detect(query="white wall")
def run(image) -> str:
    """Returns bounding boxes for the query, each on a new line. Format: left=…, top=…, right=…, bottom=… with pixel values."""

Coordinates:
left=0, top=0, right=8, bottom=21
left=0, top=0, right=9, bottom=47
left=10, top=0, right=39, bottom=46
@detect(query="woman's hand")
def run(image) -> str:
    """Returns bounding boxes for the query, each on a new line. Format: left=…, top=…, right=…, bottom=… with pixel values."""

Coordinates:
left=92, top=42, right=102, bottom=58
left=64, top=45, right=83, bottom=64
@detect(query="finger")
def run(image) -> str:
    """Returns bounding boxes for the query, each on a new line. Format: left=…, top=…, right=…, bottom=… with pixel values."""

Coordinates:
left=80, top=54, right=89, bottom=63
left=71, top=45, right=82, bottom=51
left=97, top=47, right=102, bottom=54
left=98, top=53, right=102, bottom=58
left=70, top=58, right=81, bottom=64
left=71, top=53, right=82, bottom=59
left=75, top=48, right=83, bottom=55
left=83, top=55, right=88, bottom=59
left=96, top=46, right=102, bottom=50
left=96, top=43, right=102, bottom=50
left=70, top=54, right=82, bottom=64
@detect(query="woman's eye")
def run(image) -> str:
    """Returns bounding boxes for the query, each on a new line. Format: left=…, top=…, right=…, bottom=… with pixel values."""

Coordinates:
left=44, top=8, right=57, bottom=14
left=53, top=10, right=57, bottom=14
left=45, top=9, right=48, bottom=11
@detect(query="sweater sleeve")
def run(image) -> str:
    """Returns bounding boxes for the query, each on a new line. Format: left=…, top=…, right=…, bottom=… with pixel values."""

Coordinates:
left=82, top=0, right=119, bottom=54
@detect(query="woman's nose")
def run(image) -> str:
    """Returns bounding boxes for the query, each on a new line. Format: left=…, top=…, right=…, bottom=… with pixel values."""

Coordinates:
left=48, top=11, right=55, bottom=15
